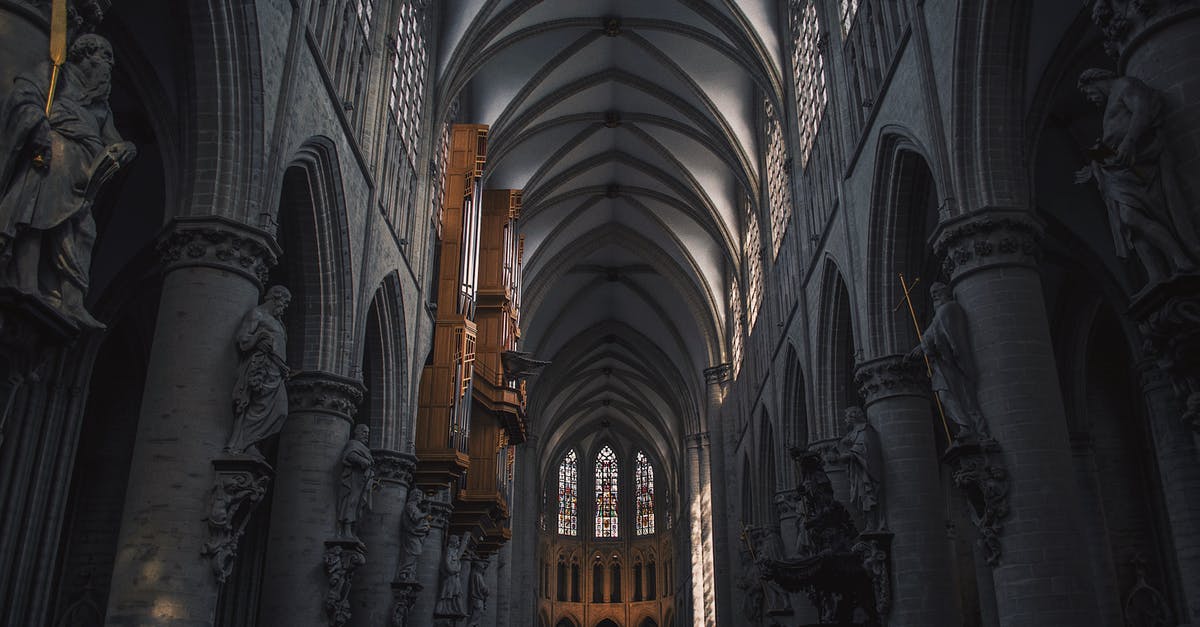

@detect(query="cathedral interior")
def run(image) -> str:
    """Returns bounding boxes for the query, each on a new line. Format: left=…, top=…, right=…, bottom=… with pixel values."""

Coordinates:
left=2, top=1, right=1200, bottom=626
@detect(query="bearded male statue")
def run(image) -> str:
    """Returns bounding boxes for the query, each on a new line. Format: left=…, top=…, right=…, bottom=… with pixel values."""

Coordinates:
left=0, top=33, right=136, bottom=328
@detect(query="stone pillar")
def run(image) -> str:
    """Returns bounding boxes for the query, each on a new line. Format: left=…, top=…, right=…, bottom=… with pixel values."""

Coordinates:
left=105, top=218, right=279, bottom=627
left=933, top=209, right=1100, bottom=627
left=684, top=432, right=709, bottom=627
left=854, top=355, right=962, bottom=626
left=258, top=371, right=364, bottom=625
left=703, top=363, right=733, bottom=627
left=1068, top=435, right=1123, bottom=627
left=412, top=490, right=452, bottom=626
left=495, top=542, right=511, bottom=627
left=1137, top=359, right=1200, bottom=624
left=349, top=449, right=417, bottom=627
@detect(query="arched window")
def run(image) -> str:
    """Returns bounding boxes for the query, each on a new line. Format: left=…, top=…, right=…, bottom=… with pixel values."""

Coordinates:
left=592, top=559, right=604, bottom=602
left=791, top=0, right=828, bottom=166
left=765, top=99, right=793, bottom=258
left=558, top=450, right=577, bottom=536
left=610, top=562, right=622, bottom=603
left=635, top=451, right=655, bottom=536
left=595, top=445, right=619, bottom=538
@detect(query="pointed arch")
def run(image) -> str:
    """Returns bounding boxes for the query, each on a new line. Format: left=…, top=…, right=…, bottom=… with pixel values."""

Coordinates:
left=359, top=271, right=409, bottom=449
left=635, top=450, right=656, bottom=536
left=594, top=444, right=620, bottom=538
left=558, top=449, right=579, bottom=536
left=815, top=259, right=858, bottom=439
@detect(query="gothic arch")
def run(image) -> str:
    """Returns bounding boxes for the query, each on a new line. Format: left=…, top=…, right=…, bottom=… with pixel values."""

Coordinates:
left=358, top=271, right=409, bottom=450
left=814, top=259, right=859, bottom=439
left=780, top=343, right=808, bottom=483
left=271, top=138, right=356, bottom=375
left=864, top=132, right=942, bottom=358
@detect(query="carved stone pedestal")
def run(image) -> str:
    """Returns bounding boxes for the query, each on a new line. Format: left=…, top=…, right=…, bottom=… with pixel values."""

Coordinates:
left=201, top=455, right=273, bottom=583
left=324, top=538, right=367, bottom=627
left=390, top=580, right=423, bottom=627
left=1132, top=274, right=1200, bottom=437
left=433, top=610, right=467, bottom=627
left=0, top=289, right=83, bottom=444
left=852, top=530, right=893, bottom=618
left=942, top=439, right=1009, bottom=567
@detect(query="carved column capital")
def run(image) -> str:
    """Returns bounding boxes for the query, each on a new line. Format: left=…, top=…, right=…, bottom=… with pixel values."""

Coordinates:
left=1090, top=0, right=1200, bottom=61
left=853, top=355, right=930, bottom=405
left=703, top=363, right=732, bottom=385
left=285, top=371, right=365, bottom=424
left=686, top=431, right=711, bottom=449
left=375, top=449, right=418, bottom=487
left=932, top=208, right=1043, bottom=282
left=428, top=494, right=454, bottom=530
left=156, top=216, right=281, bottom=290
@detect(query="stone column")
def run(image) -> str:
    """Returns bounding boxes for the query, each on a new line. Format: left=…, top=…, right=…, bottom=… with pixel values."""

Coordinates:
left=258, top=371, right=364, bottom=625
left=411, top=490, right=452, bottom=626
left=933, top=209, right=1100, bottom=627
left=1137, top=359, right=1200, bottom=624
left=854, top=355, right=962, bottom=626
left=495, top=542, right=511, bottom=627
left=105, top=218, right=279, bottom=627
left=349, top=449, right=417, bottom=627
left=703, top=363, right=734, bottom=627
left=684, top=433, right=709, bottom=627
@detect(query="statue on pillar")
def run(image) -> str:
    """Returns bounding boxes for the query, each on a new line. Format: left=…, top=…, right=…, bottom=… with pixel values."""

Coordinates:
left=227, top=285, right=292, bottom=457
left=908, top=282, right=990, bottom=440
left=395, top=488, right=431, bottom=582
left=435, top=533, right=469, bottom=616
left=336, top=424, right=375, bottom=539
left=1074, top=68, right=1199, bottom=285
left=837, top=406, right=885, bottom=531
left=0, top=33, right=136, bottom=329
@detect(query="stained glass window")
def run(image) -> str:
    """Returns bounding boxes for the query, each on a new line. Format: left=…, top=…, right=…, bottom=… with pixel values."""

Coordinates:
left=839, top=0, right=861, bottom=35
left=635, top=451, right=655, bottom=536
left=730, top=275, right=744, bottom=379
left=558, top=450, right=577, bottom=536
left=595, top=445, right=619, bottom=538
left=791, top=0, right=828, bottom=167
left=744, top=200, right=764, bottom=332
left=388, top=0, right=429, bottom=166
left=765, top=100, right=794, bottom=259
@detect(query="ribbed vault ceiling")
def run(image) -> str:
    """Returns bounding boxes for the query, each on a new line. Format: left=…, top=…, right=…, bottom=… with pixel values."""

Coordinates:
left=438, top=0, right=783, bottom=477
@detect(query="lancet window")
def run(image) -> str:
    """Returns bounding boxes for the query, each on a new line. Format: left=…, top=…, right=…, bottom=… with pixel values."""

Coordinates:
left=558, top=450, right=578, bottom=536
left=635, top=451, right=655, bottom=536
left=744, top=201, right=764, bottom=332
left=388, top=0, right=429, bottom=166
left=791, top=0, right=828, bottom=166
left=595, top=446, right=619, bottom=538
left=839, top=0, right=861, bottom=35
left=765, top=100, right=794, bottom=258
left=730, top=275, right=744, bottom=379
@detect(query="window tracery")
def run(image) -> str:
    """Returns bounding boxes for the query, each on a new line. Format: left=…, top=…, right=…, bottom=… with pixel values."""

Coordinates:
left=839, top=0, right=861, bottom=36
left=730, top=275, right=744, bottom=379
left=595, top=446, right=619, bottom=538
left=558, top=450, right=578, bottom=536
left=635, top=451, right=655, bottom=536
left=791, top=0, right=828, bottom=167
left=765, top=100, right=794, bottom=258
left=388, top=0, right=429, bottom=166
left=744, top=201, right=764, bottom=332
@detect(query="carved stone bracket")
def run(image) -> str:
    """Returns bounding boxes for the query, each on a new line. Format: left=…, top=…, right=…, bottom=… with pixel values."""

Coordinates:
left=201, top=456, right=274, bottom=583
left=1131, top=275, right=1200, bottom=433
left=852, top=531, right=893, bottom=617
left=428, top=492, right=454, bottom=530
left=942, top=440, right=1009, bottom=566
left=854, top=354, right=929, bottom=405
left=390, top=580, right=423, bottom=627
left=375, top=449, right=418, bottom=487
left=286, top=371, right=365, bottom=424
left=1090, top=0, right=1200, bottom=59
left=156, top=216, right=281, bottom=289
left=323, top=539, right=367, bottom=627
left=933, top=209, right=1043, bottom=281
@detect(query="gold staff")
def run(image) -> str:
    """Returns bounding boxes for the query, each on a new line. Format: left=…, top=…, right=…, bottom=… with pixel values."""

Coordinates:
left=894, top=273, right=953, bottom=444
left=33, top=0, right=68, bottom=169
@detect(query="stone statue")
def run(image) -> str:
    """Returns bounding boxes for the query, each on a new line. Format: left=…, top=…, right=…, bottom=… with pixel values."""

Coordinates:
left=226, top=285, right=292, bottom=456
left=465, top=557, right=489, bottom=627
left=750, top=526, right=792, bottom=612
left=0, top=33, right=136, bottom=328
left=1074, top=68, right=1198, bottom=284
left=837, top=407, right=885, bottom=531
left=336, top=424, right=375, bottom=539
left=395, top=489, right=431, bottom=581
left=737, top=548, right=764, bottom=625
left=435, top=533, right=469, bottom=616
left=908, top=282, right=989, bottom=440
